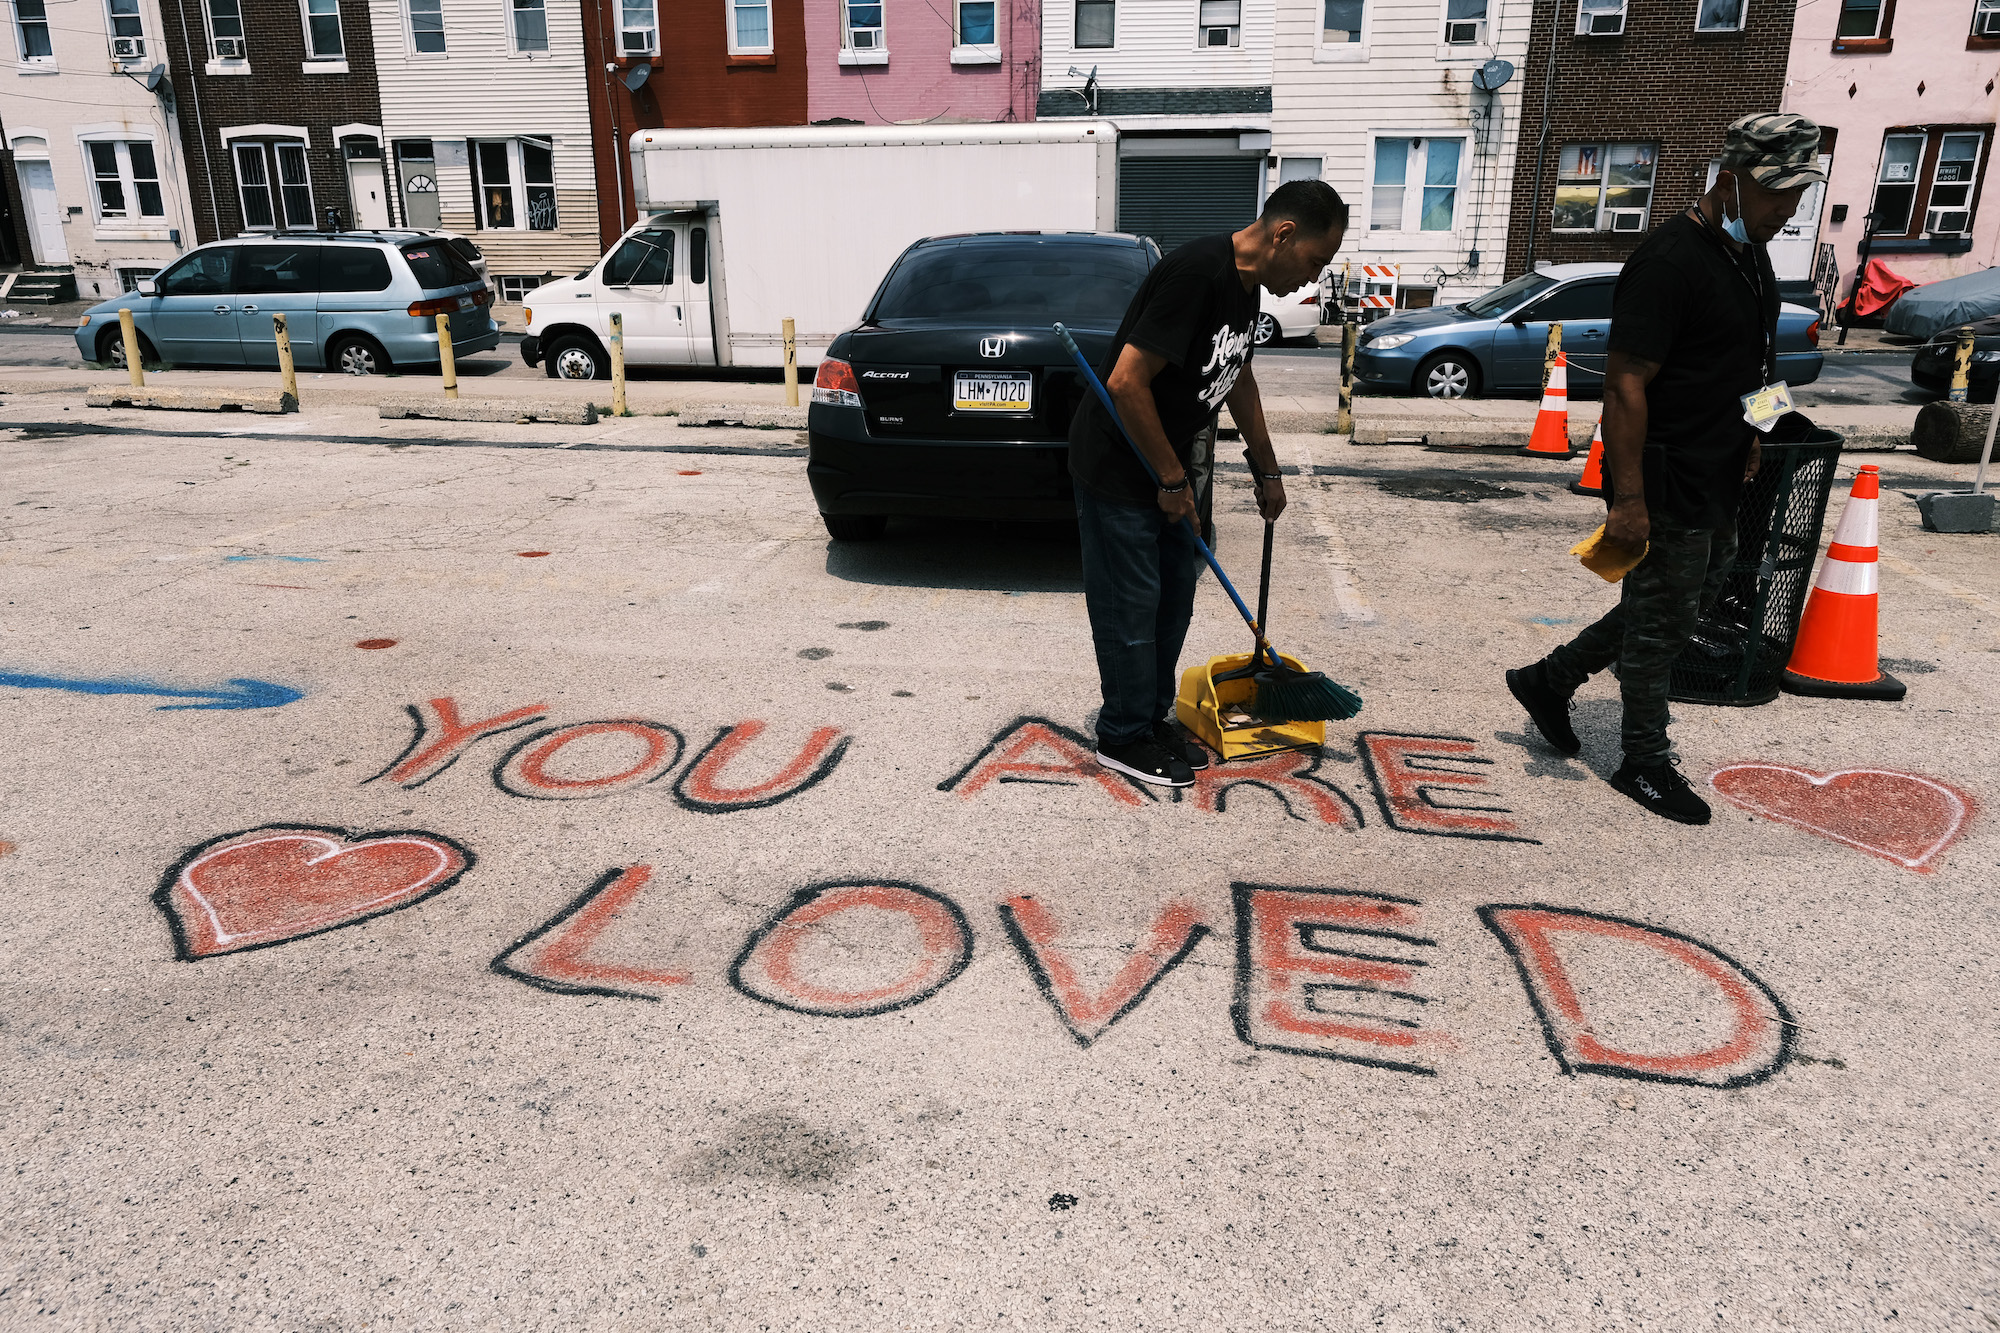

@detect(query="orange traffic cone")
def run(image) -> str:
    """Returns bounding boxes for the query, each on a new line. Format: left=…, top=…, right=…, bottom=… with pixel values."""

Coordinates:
left=1524, top=352, right=1572, bottom=457
left=1781, top=465, right=1907, bottom=701
left=1568, top=421, right=1606, bottom=496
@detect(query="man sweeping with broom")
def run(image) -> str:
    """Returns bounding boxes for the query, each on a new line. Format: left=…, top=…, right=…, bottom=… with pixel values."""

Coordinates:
left=1067, top=180, right=1350, bottom=789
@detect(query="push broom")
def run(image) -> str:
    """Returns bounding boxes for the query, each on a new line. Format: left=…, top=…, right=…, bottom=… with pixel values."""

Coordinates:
left=1053, top=323, right=1362, bottom=724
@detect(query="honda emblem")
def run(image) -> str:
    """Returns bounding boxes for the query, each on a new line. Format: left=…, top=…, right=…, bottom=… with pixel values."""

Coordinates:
left=979, top=336, right=1006, bottom=359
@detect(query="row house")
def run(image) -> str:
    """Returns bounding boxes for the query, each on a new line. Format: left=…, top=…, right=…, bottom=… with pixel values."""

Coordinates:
left=0, top=0, right=200, bottom=296
left=1271, top=0, right=1533, bottom=307
left=1038, top=0, right=1278, bottom=251
left=804, top=0, right=1042, bottom=125
left=1785, top=0, right=1998, bottom=308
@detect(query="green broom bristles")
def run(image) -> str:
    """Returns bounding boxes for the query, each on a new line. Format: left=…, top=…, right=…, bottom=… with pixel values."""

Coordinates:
left=1252, top=663, right=1364, bottom=722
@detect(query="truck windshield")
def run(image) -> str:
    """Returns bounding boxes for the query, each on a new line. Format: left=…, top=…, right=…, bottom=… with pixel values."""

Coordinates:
left=1462, top=272, right=1560, bottom=319
left=400, top=242, right=482, bottom=291
left=872, top=243, right=1149, bottom=324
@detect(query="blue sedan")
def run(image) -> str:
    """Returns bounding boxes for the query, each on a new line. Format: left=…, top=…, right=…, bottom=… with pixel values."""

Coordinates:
left=1352, top=262, right=1824, bottom=399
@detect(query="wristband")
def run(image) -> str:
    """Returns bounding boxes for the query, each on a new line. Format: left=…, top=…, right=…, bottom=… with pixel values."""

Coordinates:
left=1157, top=476, right=1189, bottom=494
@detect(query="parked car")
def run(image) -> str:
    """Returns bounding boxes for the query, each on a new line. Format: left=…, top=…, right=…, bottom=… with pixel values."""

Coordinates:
left=1351, top=262, right=1824, bottom=399
left=807, top=230, right=1157, bottom=541
left=74, top=231, right=498, bottom=374
left=1257, top=280, right=1323, bottom=346
left=1909, top=316, right=2000, bottom=403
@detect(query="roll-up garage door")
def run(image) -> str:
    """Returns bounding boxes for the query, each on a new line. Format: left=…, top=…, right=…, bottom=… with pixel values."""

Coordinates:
left=1117, top=157, right=1264, bottom=253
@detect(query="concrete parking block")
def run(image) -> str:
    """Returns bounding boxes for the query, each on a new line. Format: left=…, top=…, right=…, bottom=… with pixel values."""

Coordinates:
left=84, top=385, right=297, bottom=414
left=376, top=394, right=599, bottom=425
left=678, top=402, right=809, bottom=429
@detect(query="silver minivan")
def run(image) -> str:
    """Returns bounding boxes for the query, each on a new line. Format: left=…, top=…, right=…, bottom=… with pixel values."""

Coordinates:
left=75, top=231, right=499, bottom=374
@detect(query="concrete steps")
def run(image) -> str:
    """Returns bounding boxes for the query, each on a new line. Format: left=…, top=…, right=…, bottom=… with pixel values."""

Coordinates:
left=8, top=269, right=77, bottom=305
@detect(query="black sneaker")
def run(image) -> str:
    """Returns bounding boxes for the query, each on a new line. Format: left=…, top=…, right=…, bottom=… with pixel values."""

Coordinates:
left=1506, top=662, right=1581, bottom=755
left=1096, top=738, right=1195, bottom=789
left=1609, top=757, right=1711, bottom=825
left=1154, top=720, right=1212, bottom=771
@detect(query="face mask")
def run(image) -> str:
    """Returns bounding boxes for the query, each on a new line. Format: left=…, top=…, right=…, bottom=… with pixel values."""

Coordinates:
left=1721, top=176, right=1751, bottom=244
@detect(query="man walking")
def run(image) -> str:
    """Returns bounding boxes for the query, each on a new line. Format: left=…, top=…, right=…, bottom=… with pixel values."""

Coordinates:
left=1070, top=180, right=1348, bottom=788
left=1507, top=114, right=1823, bottom=824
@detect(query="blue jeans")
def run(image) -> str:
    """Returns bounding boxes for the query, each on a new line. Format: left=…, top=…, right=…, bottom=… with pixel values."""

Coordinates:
left=1075, top=486, right=1204, bottom=747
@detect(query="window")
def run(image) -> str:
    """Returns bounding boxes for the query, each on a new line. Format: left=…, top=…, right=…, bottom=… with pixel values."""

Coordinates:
left=474, top=139, right=557, bottom=231
left=1278, top=156, right=1323, bottom=183
left=321, top=246, right=392, bottom=292
left=1695, top=0, right=1743, bottom=29
left=117, top=266, right=158, bottom=292
left=512, top=0, right=547, bottom=51
left=1322, top=0, right=1362, bottom=43
left=843, top=0, right=881, bottom=50
left=15, top=0, right=51, bottom=60
left=1198, top=0, right=1238, bottom=44
left=408, top=0, right=443, bottom=52
left=871, top=243, right=1149, bottom=323
left=604, top=228, right=673, bottom=285
left=1076, top=0, right=1113, bottom=46
left=238, top=244, right=321, bottom=293
left=1974, top=0, right=2000, bottom=39
left=1576, top=0, right=1625, bottom=34
left=1832, top=0, right=1890, bottom=45
left=87, top=141, right=164, bottom=221
left=158, top=246, right=236, bottom=296
left=1928, top=133, right=1985, bottom=234
left=235, top=143, right=313, bottom=229
left=236, top=145, right=274, bottom=228
left=957, top=0, right=994, bottom=41
left=396, top=140, right=438, bottom=227
left=496, top=274, right=544, bottom=302
left=1444, top=0, right=1484, bottom=42
left=621, top=0, right=656, bottom=53
left=1465, top=271, right=1557, bottom=318
left=400, top=241, right=481, bottom=287
left=206, top=0, right=245, bottom=58
left=689, top=226, right=706, bottom=284
left=1369, top=138, right=1464, bottom=231
left=276, top=144, right=313, bottom=225
left=728, top=0, right=770, bottom=50
left=1870, top=129, right=1990, bottom=239
left=1524, top=279, right=1615, bottom=322
left=301, top=0, right=342, bottom=57
left=106, top=0, right=145, bottom=59
left=1552, top=141, right=1656, bottom=231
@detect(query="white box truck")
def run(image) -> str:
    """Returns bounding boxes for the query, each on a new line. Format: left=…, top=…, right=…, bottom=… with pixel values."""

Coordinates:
left=519, top=121, right=1118, bottom=378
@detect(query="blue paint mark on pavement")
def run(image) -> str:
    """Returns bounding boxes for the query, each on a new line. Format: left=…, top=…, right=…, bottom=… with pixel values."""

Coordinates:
left=1528, top=615, right=1578, bottom=626
left=223, top=555, right=322, bottom=563
left=0, top=671, right=304, bottom=710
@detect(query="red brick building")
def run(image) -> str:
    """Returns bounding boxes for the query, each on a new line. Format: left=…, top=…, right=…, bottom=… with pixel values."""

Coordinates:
left=1503, top=0, right=1794, bottom=278
left=581, top=0, right=808, bottom=246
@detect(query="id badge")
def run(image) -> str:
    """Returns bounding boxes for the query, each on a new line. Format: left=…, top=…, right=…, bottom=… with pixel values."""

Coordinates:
left=1741, top=381, right=1793, bottom=433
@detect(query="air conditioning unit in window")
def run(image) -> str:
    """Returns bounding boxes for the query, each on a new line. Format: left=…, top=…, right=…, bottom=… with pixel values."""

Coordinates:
left=1607, top=208, right=1647, bottom=232
left=112, top=36, right=145, bottom=58
left=850, top=24, right=882, bottom=48
left=620, top=27, right=655, bottom=53
left=1576, top=5, right=1625, bottom=35
left=1205, top=25, right=1239, bottom=45
left=1445, top=19, right=1482, bottom=42
left=1927, top=207, right=1972, bottom=236
left=213, top=36, right=244, bottom=57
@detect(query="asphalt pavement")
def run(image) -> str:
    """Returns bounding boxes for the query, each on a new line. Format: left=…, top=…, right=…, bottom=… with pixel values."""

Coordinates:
left=1, top=394, right=1995, bottom=1329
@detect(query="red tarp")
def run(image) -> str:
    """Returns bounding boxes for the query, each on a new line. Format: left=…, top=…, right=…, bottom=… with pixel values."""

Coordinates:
left=1852, top=258, right=1918, bottom=318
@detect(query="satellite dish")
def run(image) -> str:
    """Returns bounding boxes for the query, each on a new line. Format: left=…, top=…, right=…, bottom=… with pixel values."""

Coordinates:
left=1472, top=59, right=1514, bottom=93
left=143, top=63, right=166, bottom=91
left=622, top=63, right=651, bottom=92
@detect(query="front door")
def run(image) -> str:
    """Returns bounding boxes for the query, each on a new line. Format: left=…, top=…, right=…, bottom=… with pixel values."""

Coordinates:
left=234, top=242, right=321, bottom=367
left=345, top=156, right=391, bottom=230
left=1492, top=279, right=1616, bottom=395
left=597, top=219, right=694, bottom=364
left=150, top=245, right=242, bottom=364
left=17, top=160, right=66, bottom=263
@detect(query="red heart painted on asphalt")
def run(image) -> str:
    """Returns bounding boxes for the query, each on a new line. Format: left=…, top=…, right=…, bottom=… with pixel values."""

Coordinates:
left=1708, top=764, right=1975, bottom=873
left=156, top=825, right=472, bottom=958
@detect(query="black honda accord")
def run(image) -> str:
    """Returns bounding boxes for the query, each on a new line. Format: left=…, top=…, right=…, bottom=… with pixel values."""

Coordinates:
left=807, top=230, right=1158, bottom=541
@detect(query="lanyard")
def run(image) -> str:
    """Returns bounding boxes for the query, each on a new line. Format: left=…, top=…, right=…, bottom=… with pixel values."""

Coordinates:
left=1689, top=205, right=1775, bottom=379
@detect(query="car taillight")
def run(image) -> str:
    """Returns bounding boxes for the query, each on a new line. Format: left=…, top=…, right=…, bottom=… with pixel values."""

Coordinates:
left=812, top=358, right=862, bottom=407
left=408, top=297, right=456, bottom=317
left=472, top=288, right=492, bottom=307
left=1806, top=319, right=1820, bottom=348
left=1302, top=292, right=1319, bottom=305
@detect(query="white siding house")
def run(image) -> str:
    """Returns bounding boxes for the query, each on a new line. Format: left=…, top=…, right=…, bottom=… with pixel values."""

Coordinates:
left=1270, top=0, right=1528, bottom=307
left=0, top=0, right=197, bottom=294
left=366, top=0, right=599, bottom=299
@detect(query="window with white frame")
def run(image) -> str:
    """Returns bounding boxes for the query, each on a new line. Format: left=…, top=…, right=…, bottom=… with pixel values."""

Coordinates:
left=842, top=0, right=882, bottom=50
left=1975, top=0, right=2000, bottom=37
left=621, top=0, right=656, bottom=54
left=1370, top=137, right=1465, bottom=231
left=1870, top=129, right=1988, bottom=238
left=205, top=0, right=245, bottom=58
left=512, top=0, right=547, bottom=51
left=407, top=0, right=443, bottom=53
left=106, top=0, right=145, bottom=59
left=14, top=0, right=52, bottom=61
left=1552, top=141, right=1656, bottom=231
left=301, top=0, right=342, bottom=57
left=1695, top=0, right=1743, bottom=31
left=1322, top=0, right=1362, bottom=43
left=235, top=142, right=314, bottom=230
left=1198, top=0, right=1239, bottom=45
left=87, top=141, right=165, bottom=221
left=956, top=0, right=995, bottom=45
left=1076, top=0, right=1112, bottom=46
left=1576, top=0, right=1625, bottom=34
left=474, top=138, right=557, bottom=231
left=728, top=0, right=770, bottom=50
left=497, top=274, right=543, bottom=302
left=1443, top=0, right=1484, bottom=43
left=1278, top=156, right=1323, bottom=183
left=1835, top=0, right=1885, bottom=38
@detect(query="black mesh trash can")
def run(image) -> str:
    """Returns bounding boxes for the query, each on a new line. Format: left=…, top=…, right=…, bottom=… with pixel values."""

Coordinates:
left=1668, top=414, right=1844, bottom=706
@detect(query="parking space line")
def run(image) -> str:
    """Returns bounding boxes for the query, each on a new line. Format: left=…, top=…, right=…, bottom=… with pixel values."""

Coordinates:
left=1289, top=438, right=1375, bottom=624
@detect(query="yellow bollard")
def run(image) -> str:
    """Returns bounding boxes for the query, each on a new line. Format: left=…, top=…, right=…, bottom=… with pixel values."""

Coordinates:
left=437, top=312, right=458, bottom=400
left=1542, top=322, right=1563, bottom=394
left=1337, top=321, right=1355, bottom=435
left=783, top=316, right=799, bottom=407
left=272, top=312, right=298, bottom=405
left=1950, top=324, right=1975, bottom=404
left=609, top=312, right=627, bottom=416
left=118, top=307, right=144, bottom=387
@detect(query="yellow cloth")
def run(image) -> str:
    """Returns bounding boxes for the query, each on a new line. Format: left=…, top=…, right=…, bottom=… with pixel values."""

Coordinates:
left=1571, top=524, right=1649, bottom=582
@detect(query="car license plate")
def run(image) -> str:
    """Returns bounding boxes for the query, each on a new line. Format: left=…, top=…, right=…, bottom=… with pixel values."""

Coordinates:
left=953, top=370, right=1033, bottom=413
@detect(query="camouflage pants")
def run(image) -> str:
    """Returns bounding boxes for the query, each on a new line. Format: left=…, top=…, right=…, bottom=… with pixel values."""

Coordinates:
left=1540, top=521, right=1738, bottom=765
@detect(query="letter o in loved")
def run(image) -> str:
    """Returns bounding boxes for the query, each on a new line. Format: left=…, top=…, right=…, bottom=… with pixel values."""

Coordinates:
left=729, top=881, right=973, bottom=1018
left=493, top=721, right=685, bottom=800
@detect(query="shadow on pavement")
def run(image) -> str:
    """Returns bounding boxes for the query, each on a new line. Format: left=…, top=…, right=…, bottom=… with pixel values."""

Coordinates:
left=822, top=517, right=1082, bottom=593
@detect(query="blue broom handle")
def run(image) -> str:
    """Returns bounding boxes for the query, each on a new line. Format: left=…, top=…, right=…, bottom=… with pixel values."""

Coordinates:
left=1053, top=322, right=1274, bottom=658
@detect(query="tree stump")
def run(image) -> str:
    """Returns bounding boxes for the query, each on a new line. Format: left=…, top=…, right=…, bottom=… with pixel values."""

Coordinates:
left=1912, top=401, right=1995, bottom=464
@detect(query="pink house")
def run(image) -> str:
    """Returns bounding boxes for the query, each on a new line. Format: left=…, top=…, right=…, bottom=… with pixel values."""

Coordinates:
left=1785, top=0, right=2000, bottom=306
left=804, top=0, right=1042, bottom=125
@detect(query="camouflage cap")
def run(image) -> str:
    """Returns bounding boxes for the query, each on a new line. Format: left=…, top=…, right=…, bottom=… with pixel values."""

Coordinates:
left=1720, top=112, right=1827, bottom=190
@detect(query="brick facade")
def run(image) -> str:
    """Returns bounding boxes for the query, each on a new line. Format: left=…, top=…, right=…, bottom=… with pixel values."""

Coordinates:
left=1502, top=0, right=1792, bottom=278
left=156, top=0, right=384, bottom=244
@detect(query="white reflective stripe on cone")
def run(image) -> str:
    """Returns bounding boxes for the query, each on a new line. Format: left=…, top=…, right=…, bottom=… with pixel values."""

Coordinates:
left=1815, top=556, right=1880, bottom=596
left=1828, top=496, right=1879, bottom=550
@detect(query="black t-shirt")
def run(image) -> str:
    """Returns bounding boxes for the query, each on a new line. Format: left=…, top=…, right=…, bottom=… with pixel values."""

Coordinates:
left=1606, top=211, right=1779, bottom=530
left=1069, top=234, right=1258, bottom=505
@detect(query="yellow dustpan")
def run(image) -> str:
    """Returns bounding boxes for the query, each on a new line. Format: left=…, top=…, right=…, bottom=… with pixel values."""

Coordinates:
left=1177, top=650, right=1326, bottom=762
